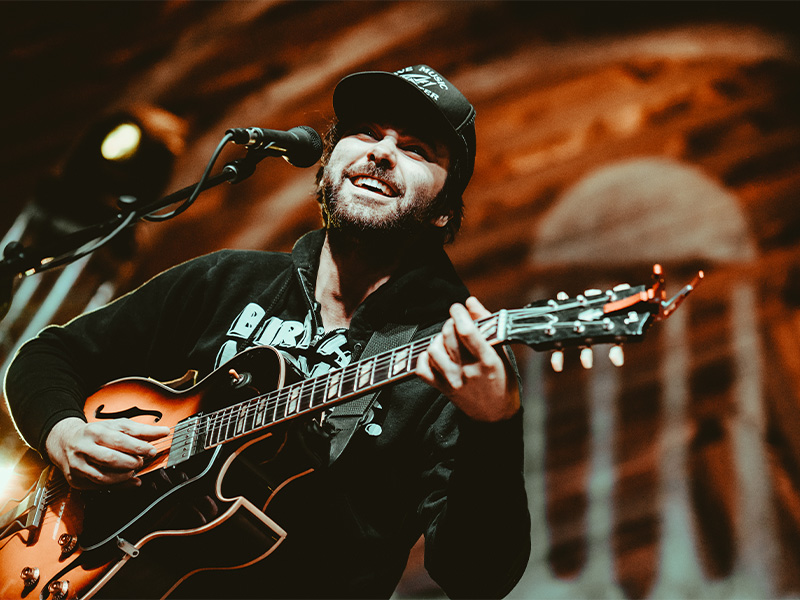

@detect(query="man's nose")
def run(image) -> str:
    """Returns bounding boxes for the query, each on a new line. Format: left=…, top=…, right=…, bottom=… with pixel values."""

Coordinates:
left=368, top=136, right=398, bottom=167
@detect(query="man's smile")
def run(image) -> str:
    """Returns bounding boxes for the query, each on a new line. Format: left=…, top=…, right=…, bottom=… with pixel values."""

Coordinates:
left=349, top=175, right=398, bottom=198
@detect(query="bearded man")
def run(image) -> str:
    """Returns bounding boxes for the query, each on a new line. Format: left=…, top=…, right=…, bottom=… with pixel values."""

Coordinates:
left=5, top=64, right=531, bottom=599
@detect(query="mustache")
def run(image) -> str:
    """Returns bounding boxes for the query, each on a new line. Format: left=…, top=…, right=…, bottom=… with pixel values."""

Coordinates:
left=344, top=162, right=404, bottom=195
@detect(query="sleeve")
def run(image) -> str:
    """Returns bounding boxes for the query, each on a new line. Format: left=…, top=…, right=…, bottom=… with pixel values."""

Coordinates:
left=417, top=355, right=531, bottom=599
left=3, top=254, right=218, bottom=455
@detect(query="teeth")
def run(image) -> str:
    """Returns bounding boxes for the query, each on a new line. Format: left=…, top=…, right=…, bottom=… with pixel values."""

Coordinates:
left=352, top=176, right=393, bottom=196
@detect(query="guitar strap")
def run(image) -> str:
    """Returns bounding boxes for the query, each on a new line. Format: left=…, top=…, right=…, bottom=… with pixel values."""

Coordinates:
left=325, top=322, right=418, bottom=465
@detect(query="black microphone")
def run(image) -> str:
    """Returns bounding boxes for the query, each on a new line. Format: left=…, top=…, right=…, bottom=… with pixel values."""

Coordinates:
left=226, top=125, right=322, bottom=168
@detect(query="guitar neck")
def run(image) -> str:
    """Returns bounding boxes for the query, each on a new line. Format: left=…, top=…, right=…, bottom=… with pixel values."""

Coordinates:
left=170, top=313, right=506, bottom=464
left=165, top=267, right=705, bottom=469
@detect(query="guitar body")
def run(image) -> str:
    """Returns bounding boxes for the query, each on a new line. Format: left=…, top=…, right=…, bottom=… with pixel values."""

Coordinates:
left=0, top=346, right=318, bottom=600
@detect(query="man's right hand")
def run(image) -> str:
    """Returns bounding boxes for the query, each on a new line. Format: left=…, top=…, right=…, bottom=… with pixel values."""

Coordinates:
left=45, top=416, right=170, bottom=489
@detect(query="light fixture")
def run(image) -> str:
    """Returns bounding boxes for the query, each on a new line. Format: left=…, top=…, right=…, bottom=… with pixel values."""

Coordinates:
left=100, top=122, right=143, bottom=161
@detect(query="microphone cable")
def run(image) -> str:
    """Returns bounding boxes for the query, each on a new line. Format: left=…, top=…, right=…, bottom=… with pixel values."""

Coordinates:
left=143, top=132, right=234, bottom=223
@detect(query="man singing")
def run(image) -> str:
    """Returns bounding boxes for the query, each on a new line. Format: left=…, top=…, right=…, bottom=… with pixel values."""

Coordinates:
left=5, top=64, right=531, bottom=598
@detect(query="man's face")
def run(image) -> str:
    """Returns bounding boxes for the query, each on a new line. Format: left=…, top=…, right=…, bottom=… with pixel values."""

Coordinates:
left=320, top=121, right=451, bottom=234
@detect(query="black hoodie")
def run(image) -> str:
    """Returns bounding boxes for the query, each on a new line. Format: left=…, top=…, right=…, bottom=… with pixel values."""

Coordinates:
left=4, top=229, right=531, bottom=599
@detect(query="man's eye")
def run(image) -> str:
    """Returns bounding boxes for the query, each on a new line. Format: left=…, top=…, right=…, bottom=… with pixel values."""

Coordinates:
left=357, top=127, right=378, bottom=139
left=404, top=145, right=429, bottom=159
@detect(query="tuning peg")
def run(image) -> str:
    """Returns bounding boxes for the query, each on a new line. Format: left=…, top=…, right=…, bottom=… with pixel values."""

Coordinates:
left=609, top=345, right=625, bottom=367
left=580, top=347, right=594, bottom=369
left=550, top=350, right=564, bottom=372
left=556, top=291, right=569, bottom=301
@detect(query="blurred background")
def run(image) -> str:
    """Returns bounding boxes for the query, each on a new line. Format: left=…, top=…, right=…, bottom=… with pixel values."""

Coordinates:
left=1, top=1, right=799, bottom=598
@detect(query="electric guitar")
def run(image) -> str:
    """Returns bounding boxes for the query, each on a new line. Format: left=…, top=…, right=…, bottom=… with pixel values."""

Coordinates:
left=0, top=265, right=702, bottom=599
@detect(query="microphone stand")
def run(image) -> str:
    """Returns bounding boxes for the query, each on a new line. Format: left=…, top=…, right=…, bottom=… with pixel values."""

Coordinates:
left=0, top=144, right=281, bottom=320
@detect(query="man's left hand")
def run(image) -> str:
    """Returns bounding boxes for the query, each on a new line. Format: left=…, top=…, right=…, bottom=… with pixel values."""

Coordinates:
left=416, top=297, right=520, bottom=422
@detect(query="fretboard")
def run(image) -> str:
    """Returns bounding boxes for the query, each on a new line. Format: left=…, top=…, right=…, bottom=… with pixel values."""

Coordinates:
left=169, top=312, right=505, bottom=464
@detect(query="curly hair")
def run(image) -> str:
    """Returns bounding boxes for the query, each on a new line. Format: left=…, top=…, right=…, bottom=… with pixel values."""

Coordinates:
left=314, top=119, right=465, bottom=244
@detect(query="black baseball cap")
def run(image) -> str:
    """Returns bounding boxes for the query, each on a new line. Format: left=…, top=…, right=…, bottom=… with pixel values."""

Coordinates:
left=332, top=65, right=476, bottom=195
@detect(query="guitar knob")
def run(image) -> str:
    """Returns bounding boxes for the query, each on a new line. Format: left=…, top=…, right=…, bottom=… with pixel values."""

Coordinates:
left=580, top=347, right=594, bottom=369
left=20, top=566, right=39, bottom=589
left=58, top=533, right=78, bottom=557
left=48, top=580, right=70, bottom=600
left=609, top=345, right=625, bottom=367
left=550, top=351, right=564, bottom=373
left=228, top=368, right=252, bottom=389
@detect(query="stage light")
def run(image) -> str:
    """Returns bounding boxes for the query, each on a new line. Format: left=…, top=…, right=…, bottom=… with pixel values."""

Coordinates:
left=100, top=122, right=142, bottom=161
left=30, top=105, right=187, bottom=237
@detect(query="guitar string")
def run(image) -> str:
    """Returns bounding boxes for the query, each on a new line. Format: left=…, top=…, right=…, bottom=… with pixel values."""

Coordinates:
left=143, top=313, right=504, bottom=455
left=57, top=300, right=605, bottom=477
left=38, top=332, right=455, bottom=506
left=25, top=315, right=494, bottom=510
left=146, top=303, right=593, bottom=454
left=189, top=297, right=597, bottom=448
left=187, top=314, right=500, bottom=433
left=148, top=335, right=434, bottom=452
left=42, top=301, right=591, bottom=496
left=34, top=328, right=451, bottom=508
left=185, top=315, right=512, bottom=449
left=32, top=301, right=622, bottom=508
left=188, top=294, right=631, bottom=451
left=31, top=297, right=640, bottom=509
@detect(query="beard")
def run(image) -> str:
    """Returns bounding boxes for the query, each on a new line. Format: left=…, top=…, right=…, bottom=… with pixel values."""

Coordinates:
left=320, top=163, right=443, bottom=238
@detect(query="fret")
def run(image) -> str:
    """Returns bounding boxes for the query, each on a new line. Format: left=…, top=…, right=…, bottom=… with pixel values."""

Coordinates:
left=222, top=405, right=237, bottom=441
left=287, top=384, right=301, bottom=415
left=204, top=411, right=220, bottom=447
left=409, top=340, right=423, bottom=371
left=244, top=397, right=259, bottom=431
left=204, top=412, right=216, bottom=447
left=327, top=370, right=342, bottom=400
left=234, top=402, right=248, bottom=436
left=276, top=388, right=289, bottom=421
left=253, top=395, right=270, bottom=428
left=373, top=351, right=391, bottom=383
left=392, top=346, right=411, bottom=376
left=298, top=378, right=314, bottom=413
left=339, top=363, right=356, bottom=397
left=357, top=358, right=374, bottom=389
left=266, top=393, right=280, bottom=424
left=311, top=372, right=329, bottom=408
left=210, top=408, right=224, bottom=445
left=270, top=390, right=282, bottom=422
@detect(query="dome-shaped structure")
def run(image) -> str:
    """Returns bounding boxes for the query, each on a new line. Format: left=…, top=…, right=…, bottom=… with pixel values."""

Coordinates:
left=532, top=158, right=756, bottom=266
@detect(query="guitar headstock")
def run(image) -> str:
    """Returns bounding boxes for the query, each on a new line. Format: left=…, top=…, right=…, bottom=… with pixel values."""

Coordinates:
left=503, top=265, right=703, bottom=371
